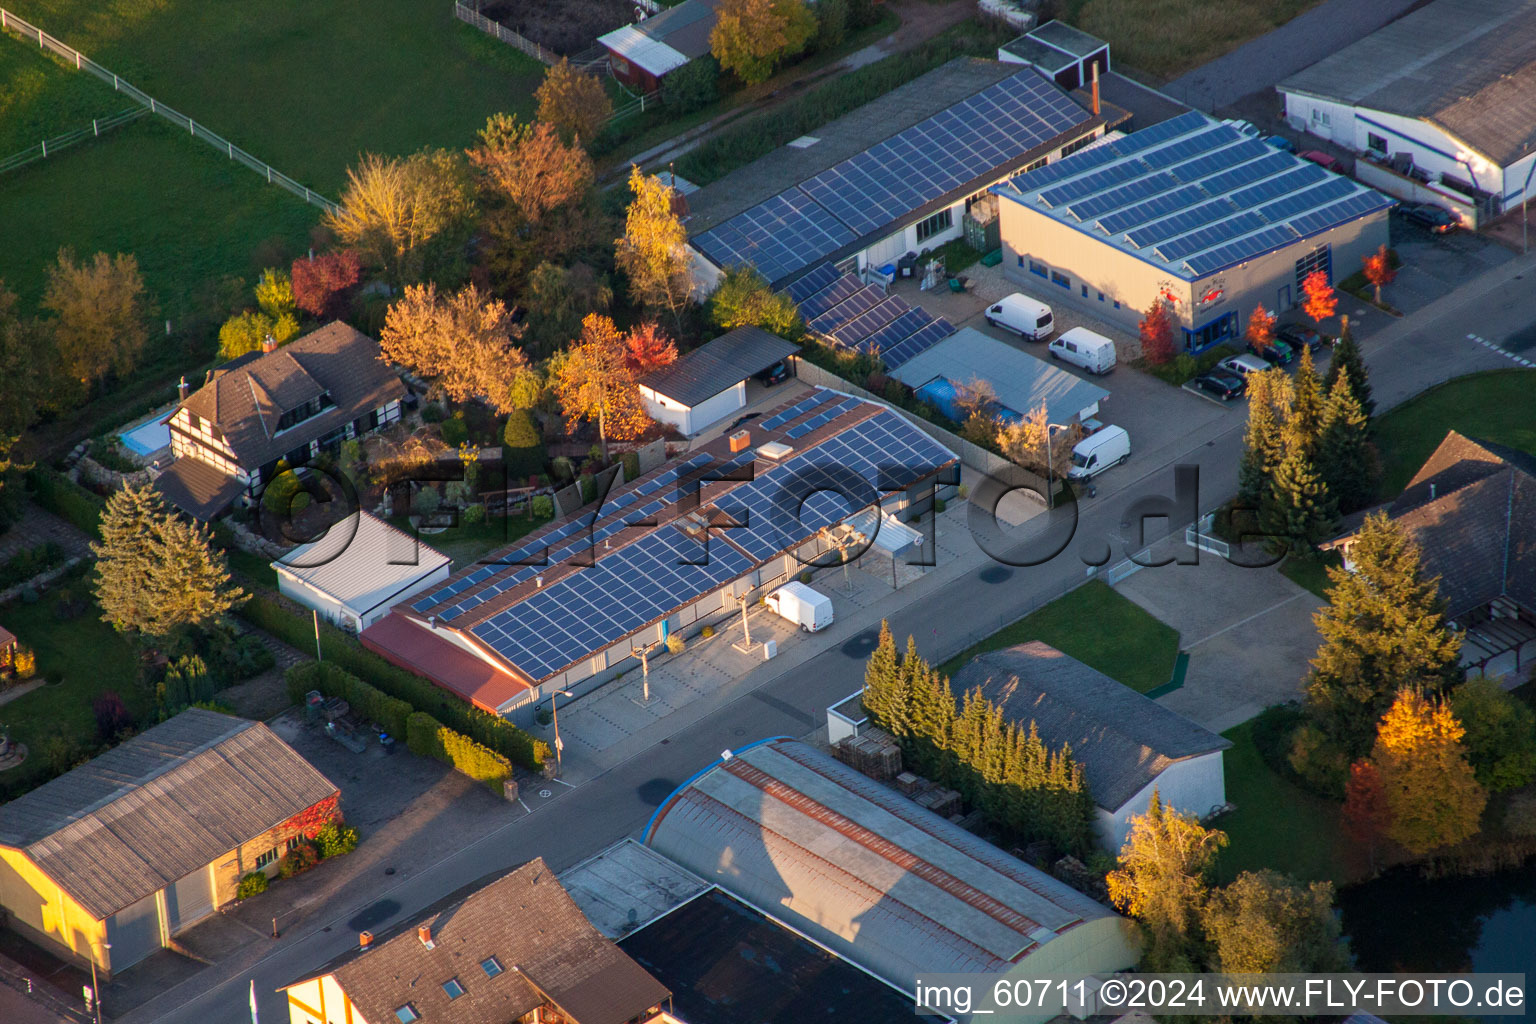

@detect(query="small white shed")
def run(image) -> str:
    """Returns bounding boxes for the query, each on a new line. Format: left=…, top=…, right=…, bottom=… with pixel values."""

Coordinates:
left=273, top=511, right=451, bottom=633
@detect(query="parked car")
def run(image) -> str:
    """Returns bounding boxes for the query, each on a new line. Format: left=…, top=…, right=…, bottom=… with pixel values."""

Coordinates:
left=1191, top=368, right=1247, bottom=401
left=1403, top=203, right=1460, bottom=233
left=1263, top=134, right=1297, bottom=153
left=1248, top=336, right=1295, bottom=366
left=1219, top=353, right=1273, bottom=378
left=757, top=360, right=790, bottom=385
left=1276, top=323, right=1325, bottom=352
left=1299, top=150, right=1344, bottom=173
left=986, top=293, right=1055, bottom=340
left=1066, top=425, right=1131, bottom=480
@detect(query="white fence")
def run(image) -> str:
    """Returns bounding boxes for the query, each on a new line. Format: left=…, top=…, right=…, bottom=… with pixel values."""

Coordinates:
left=453, top=2, right=556, bottom=65
left=0, top=8, right=341, bottom=216
left=0, top=106, right=144, bottom=175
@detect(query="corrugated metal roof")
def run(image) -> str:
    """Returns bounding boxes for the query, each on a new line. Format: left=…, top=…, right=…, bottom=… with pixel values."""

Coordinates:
left=597, top=23, right=690, bottom=77
left=274, top=511, right=450, bottom=616
left=639, top=326, right=797, bottom=407
left=0, top=710, right=337, bottom=920
left=890, top=327, right=1109, bottom=423
left=645, top=739, right=1119, bottom=986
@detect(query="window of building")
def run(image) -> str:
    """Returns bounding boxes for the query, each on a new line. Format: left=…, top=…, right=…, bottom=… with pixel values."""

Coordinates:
left=482, top=957, right=504, bottom=978
left=915, top=208, right=953, bottom=243
left=1081, top=284, right=1088, bottom=297
left=1310, top=108, right=1331, bottom=128
left=1051, top=270, right=1070, bottom=289
left=286, top=836, right=304, bottom=852
left=443, top=978, right=465, bottom=1000
left=187, top=412, right=201, bottom=432
left=1184, top=311, right=1238, bottom=353
left=1113, top=299, right=1121, bottom=309
left=1023, top=157, right=1048, bottom=174
left=1097, top=291, right=1105, bottom=302
left=275, top=393, right=336, bottom=433
left=1295, top=244, right=1332, bottom=290
left=1366, top=132, right=1387, bottom=153
left=1060, top=134, right=1096, bottom=158
left=394, top=1006, right=420, bottom=1024
left=1029, top=259, right=1048, bottom=278
left=255, top=847, right=278, bottom=869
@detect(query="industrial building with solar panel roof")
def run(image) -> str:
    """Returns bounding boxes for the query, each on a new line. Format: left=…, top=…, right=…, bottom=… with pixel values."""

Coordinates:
left=994, top=110, right=1395, bottom=353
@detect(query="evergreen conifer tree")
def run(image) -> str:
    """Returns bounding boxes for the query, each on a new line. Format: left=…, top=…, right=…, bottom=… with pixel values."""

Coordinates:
left=1289, top=346, right=1324, bottom=452
left=1237, top=370, right=1290, bottom=509
left=1260, top=425, right=1337, bottom=553
left=93, top=484, right=174, bottom=635
left=861, top=620, right=900, bottom=728
left=1323, top=316, right=1374, bottom=420
left=1314, top=369, right=1377, bottom=513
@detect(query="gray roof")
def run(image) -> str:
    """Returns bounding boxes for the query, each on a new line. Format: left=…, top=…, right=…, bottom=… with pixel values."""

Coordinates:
left=179, top=321, right=405, bottom=471
left=638, top=326, right=797, bottom=407
left=951, top=642, right=1231, bottom=811
left=559, top=838, right=710, bottom=941
left=890, top=327, right=1109, bottom=423
left=153, top=457, right=245, bottom=519
left=290, top=859, right=670, bottom=1024
left=1277, top=0, right=1536, bottom=166
left=645, top=738, right=1127, bottom=986
left=0, top=709, right=338, bottom=920
left=1000, top=35, right=1077, bottom=73
left=630, top=0, right=720, bottom=59
left=274, top=511, right=450, bottom=615
left=1028, top=20, right=1108, bottom=60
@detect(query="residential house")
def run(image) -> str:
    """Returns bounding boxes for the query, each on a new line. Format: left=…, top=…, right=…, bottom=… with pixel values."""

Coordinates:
left=278, top=858, right=673, bottom=1024
left=156, top=322, right=405, bottom=519
left=950, top=641, right=1232, bottom=850
left=0, top=709, right=339, bottom=975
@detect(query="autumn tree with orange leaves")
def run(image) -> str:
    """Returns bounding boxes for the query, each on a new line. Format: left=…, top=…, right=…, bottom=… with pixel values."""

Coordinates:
left=550, top=314, right=651, bottom=456
left=1301, top=270, right=1337, bottom=329
left=624, top=322, right=678, bottom=375
left=1361, top=245, right=1396, bottom=304
left=1245, top=304, right=1276, bottom=352
left=1138, top=286, right=1180, bottom=365
left=381, top=283, right=528, bottom=413
left=1370, top=687, right=1486, bottom=855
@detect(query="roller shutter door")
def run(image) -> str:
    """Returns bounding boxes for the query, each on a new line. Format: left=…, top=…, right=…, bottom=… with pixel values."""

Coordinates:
left=104, top=892, right=160, bottom=970
left=164, top=866, right=215, bottom=934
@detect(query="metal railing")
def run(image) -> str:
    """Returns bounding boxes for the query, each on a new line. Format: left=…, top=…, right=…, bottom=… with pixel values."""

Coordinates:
left=0, top=105, right=144, bottom=174
left=453, top=2, right=556, bottom=64
left=0, top=7, right=341, bottom=216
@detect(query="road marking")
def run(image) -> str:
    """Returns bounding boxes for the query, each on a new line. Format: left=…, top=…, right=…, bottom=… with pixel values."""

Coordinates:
left=1467, top=333, right=1536, bottom=367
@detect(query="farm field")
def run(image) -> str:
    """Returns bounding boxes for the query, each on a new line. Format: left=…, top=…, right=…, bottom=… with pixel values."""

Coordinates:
left=1063, top=0, right=1322, bottom=78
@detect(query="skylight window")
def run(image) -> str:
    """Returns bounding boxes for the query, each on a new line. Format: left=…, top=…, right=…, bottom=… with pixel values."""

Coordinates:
left=481, top=956, right=504, bottom=977
left=443, top=978, right=465, bottom=1000
left=394, top=1006, right=420, bottom=1023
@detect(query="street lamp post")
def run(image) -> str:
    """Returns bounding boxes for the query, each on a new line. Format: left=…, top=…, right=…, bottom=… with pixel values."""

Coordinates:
left=88, top=941, right=110, bottom=1024
left=549, top=689, right=573, bottom=776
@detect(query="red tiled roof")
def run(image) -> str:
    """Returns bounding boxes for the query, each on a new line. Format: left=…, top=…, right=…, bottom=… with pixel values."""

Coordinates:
left=360, top=613, right=531, bottom=714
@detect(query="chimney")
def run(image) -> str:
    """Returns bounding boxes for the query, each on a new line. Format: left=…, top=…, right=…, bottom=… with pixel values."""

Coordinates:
left=427, top=615, right=436, bottom=629
left=359, top=931, right=373, bottom=949
left=1091, top=63, right=1100, bottom=117
left=729, top=429, right=751, bottom=453
left=1430, top=483, right=1437, bottom=499
left=418, top=925, right=435, bottom=949
left=536, top=576, right=544, bottom=588
left=177, top=375, right=190, bottom=403
left=262, top=333, right=278, bottom=354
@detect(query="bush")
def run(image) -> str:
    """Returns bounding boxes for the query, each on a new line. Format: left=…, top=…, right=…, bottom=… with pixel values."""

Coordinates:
left=236, top=872, right=269, bottom=899
left=279, top=842, right=319, bottom=878
left=663, top=54, right=720, bottom=114
left=315, top=820, right=360, bottom=859
left=666, top=633, right=685, bottom=655
left=621, top=451, right=641, bottom=483
left=440, top=415, right=469, bottom=447
left=799, top=570, right=813, bottom=584
left=530, top=494, right=554, bottom=520
left=226, top=633, right=276, bottom=680
left=26, top=468, right=105, bottom=538
left=13, top=646, right=37, bottom=679
left=503, top=409, right=547, bottom=480
left=700, top=624, right=715, bottom=639
left=345, top=676, right=413, bottom=740
left=421, top=402, right=446, bottom=423
left=935, top=498, right=947, bottom=513
left=816, top=0, right=848, bottom=49
left=463, top=503, right=486, bottom=526
left=0, top=542, right=67, bottom=589
left=86, top=439, right=140, bottom=473
left=406, top=711, right=513, bottom=790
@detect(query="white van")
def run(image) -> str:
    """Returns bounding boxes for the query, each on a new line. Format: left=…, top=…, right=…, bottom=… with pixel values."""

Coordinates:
left=765, top=581, right=834, bottom=632
left=1067, top=425, right=1130, bottom=480
left=1049, top=327, right=1117, bottom=374
left=985, top=293, right=1054, bottom=340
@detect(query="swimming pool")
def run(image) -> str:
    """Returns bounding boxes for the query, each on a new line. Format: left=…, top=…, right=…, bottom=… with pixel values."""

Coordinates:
left=118, top=411, right=172, bottom=456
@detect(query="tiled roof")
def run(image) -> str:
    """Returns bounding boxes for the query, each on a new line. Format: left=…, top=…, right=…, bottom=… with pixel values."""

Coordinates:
left=178, top=321, right=404, bottom=470
left=153, top=457, right=245, bottom=519
left=289, top=860, right=669, bottom=1024
left=0, top=710, right=338, bottom=920
left=950, top=642, right=1231, bottom=810
left=639, top=326, right=797, bottom=407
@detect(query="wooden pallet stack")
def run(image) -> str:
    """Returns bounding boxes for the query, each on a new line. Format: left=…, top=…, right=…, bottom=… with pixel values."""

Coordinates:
left=833, top=728, right=902, bottom=781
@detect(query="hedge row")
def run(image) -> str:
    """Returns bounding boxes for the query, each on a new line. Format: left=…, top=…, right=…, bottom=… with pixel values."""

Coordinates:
left=284, top=662, right=412, bottom=739
left=406, top=711, right=513, bottom=790
left=245, top=591, right=547, bottom=768
left=26, top=468, right=105, bottom=538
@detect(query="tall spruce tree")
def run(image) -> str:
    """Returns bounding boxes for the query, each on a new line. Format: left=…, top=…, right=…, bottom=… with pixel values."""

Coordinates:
left=1289, top=346, right=1324, bottom=452
left=1314, top=369, right=1378, bottom=513
left=861, top=620, right=901, bottom=729
left=1238, top=370, right=1290, bottom=509
left=1324, top=316, right=1374, bottom=421
left=1260, top=425, right=1337, bottom=554
left=1305, top=513, right=1463, bottom=758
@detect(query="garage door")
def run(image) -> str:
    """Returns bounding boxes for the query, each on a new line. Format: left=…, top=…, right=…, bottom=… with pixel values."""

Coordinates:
left=105, top=892, right=161, bottom=970
left=164, top=867, right=215, bottom=934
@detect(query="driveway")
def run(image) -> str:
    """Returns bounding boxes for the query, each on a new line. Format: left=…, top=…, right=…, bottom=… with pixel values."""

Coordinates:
left=1387, top=211, right=1516, bottom=315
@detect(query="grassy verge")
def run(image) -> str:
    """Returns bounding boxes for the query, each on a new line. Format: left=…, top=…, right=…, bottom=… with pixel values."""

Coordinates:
left=1137, top=344, right=1239, bottom=387
left=939, top=580, right=1180, bottom=692
left=1214, top=716, right=1349, bottom=885
left=1372, top=370, right=1536, bottom=498
left=1278, top=550, right=1340, bottom=599
left=1063, top=0, right=1323, bottom=79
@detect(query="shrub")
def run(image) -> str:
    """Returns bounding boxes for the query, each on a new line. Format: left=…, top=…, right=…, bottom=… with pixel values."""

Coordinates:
left=25, top=468, right=105, bottom=538
left=406, top=711, right=513, bottom=790
left=421, top=402, right=446, bottom=423
left=440, top=415, right=469, bottom=447
left=503, top=409, right=546, bottom=480
left=799, top=570, right=813, bottom=584
left=13, top=646, right=37, bottom=679
left=621, top=451, right=641, bottom=483
left=666, top=633, right=685, bottom=655
left=227, top=633, right=276, bottom=680
left=935, top=498, right=947, bottom=513
left=530, top=494, right=554, bottom=520
left=0, top=542, right=66, bottom=588
left=279, top=843, right=320, bottom=878
left=315, top=820, right=360, bottom=859
left=463, top=503, right=486, bottom=526
left=701, top=625, right=715, bottom=639
left=92, top=691, right=133, bottom=742
left=236, top=872, right=269, bottom=898
left=663, top=54, right=720, bottom=113
left=345, top=676, right=413, bottom=740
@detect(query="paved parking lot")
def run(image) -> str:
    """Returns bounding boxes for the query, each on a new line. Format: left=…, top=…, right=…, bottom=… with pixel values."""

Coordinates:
left=1388, top=211, right=1514, bottom=315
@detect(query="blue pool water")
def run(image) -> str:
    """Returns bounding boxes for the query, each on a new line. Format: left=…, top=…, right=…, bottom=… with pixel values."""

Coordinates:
left=119, top=412, right=171, bottom=455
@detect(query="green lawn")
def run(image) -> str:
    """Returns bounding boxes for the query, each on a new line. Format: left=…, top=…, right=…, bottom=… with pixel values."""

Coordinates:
left=1063, top=0, right=1322, bottom=79
left=939, top=580, right=1181, bottom=692
left=1213, top=719, right=1349, bottom=885
left=1373, top=370, right=1536, bottom=498
left=1278, top=550, right=1340, bottom=600
left=0, top=582, right=150, bottom=798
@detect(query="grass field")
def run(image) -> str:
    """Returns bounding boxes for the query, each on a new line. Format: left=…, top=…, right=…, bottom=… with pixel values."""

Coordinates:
left=1373, top=369, right=1536, bottom=497
left=939, top=580, right=1181, bottom=692
left=1063, top=0, right=1321, bottom=79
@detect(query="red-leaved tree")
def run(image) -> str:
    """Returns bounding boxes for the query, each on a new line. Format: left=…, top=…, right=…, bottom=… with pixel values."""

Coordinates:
left=1245, top=304, right=1276, bottom=351
left=1361, top=244, right=1396, bottom=304
left=1138, top=287, right=1179, bottom=365
left=1342, top=759, right=1390, bottom=872
left=1301, top=269, right=1337, bottom=328
left=624, top=321, right=678, bottom=374
left=292, top=250, right=363, bottom=320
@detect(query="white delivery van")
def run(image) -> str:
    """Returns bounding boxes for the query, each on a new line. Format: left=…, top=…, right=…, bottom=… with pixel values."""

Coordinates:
left=1049, top=327, right=1117, bottom=374
left=985, top=293, right=1054, bottom=340
left=1067, top=425, right=1130, bottom=480
left=765, top=581, right=834, bottom=632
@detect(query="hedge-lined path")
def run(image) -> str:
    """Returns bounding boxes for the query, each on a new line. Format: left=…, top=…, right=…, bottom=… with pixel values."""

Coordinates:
left=0, top=504, right=93, bottom=564
left=218, top=628, right=308, bottom=722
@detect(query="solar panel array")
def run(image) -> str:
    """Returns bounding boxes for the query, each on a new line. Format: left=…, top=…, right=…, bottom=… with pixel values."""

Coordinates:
left=409, top=403, right=956, bottom=681
left=1006, top=112, right=1394, bottom=279
left=693, top=68, right=1090, bottom=284
left=785, top=268, right=956, bottom=369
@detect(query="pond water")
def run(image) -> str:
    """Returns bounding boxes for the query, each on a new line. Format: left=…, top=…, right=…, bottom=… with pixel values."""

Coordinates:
left=1339, top=859, right=1536, bottom=1013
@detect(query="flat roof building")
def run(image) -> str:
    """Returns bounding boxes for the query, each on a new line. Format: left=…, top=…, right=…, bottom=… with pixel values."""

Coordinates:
left=994, top=111, right=1392, bottom=353
left=361, top=390, right=957, bottom=725
left=643, top=738, right=1138, bottom=1007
